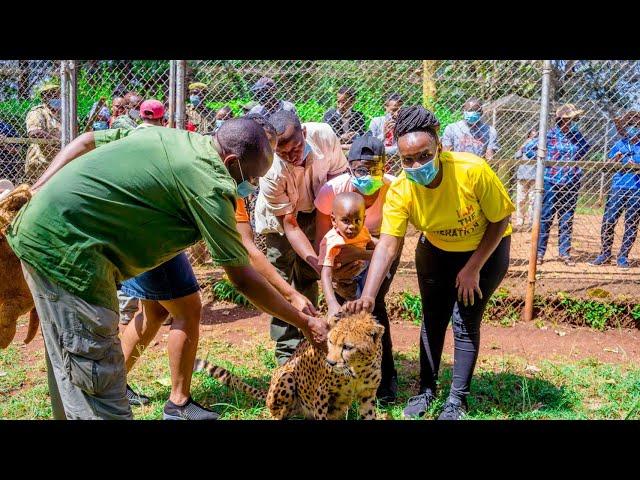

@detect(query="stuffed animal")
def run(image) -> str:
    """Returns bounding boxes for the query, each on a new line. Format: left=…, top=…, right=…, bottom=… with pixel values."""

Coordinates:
left=0, top=184, right=39, bottom=348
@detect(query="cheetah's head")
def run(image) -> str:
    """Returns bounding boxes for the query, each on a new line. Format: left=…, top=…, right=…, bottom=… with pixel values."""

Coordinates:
left=325, top=312, right=384, bottom=378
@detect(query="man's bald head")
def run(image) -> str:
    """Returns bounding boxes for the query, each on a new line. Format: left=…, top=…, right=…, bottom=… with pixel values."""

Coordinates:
left=215, top=117, right=274, bottom=182
left=124, top=92, right=143, bottom=109
left=463, top=98, right=483, bottom=112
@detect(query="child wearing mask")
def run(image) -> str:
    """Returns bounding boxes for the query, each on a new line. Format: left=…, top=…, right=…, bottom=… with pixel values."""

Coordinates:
left=319, top=192, right=375, bottom=319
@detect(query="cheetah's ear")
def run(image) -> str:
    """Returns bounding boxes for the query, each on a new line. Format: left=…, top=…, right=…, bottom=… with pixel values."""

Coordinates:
left=370, top=323, right=385, bottom=343
left=327, top=309, right=348, bottom=329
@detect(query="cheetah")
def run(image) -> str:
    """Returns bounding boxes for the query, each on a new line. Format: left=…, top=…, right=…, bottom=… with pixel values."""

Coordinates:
left=194, top=311, right=384, bottom=420
left=0, top=184, right=39, bottom=348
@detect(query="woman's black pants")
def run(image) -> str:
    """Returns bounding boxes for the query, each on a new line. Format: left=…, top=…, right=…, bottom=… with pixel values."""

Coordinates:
left=415, top=234, right=510, bottom=401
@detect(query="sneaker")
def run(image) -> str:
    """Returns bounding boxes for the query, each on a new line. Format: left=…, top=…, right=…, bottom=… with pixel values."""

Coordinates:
left=376, top=375, right=398, bottom=406
left=560, top=255, right=575, bottom=266
left=617, top=257, right=630, bottom=269
left=402, top=391, right=436, bottom=419
left=437, top=397, right=468, bottom=420
left=163, top=397, right=219, bottom=420
left=589, top=254, right=611, bottom=266
left=536, top=256, right=544, bottom=266
left=126, top=384, right=150, bottom=406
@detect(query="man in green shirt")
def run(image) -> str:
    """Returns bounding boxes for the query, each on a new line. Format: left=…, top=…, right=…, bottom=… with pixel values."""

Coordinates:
left=7, top=119, right=328, bottom=420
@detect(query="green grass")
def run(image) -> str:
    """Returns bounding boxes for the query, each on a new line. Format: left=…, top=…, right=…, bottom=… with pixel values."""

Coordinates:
left=2, top=331, right=639, bottom=420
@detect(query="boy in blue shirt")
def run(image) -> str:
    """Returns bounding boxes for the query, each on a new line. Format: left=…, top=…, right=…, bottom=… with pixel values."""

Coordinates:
left=590, top=111, right=640, bottom=269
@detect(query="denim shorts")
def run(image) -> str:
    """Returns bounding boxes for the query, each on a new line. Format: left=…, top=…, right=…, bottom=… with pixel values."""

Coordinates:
left=119, top=252, right=200, bottom=301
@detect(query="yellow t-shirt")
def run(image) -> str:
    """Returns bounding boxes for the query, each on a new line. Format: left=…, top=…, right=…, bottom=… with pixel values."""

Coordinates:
left=381, top=151, right=514, bottom=252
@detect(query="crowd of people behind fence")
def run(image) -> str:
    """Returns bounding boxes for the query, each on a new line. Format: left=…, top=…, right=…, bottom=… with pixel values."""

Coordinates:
left=2, top=71, right=640, bottom=422
left=1, top=76, right=639, bottom=270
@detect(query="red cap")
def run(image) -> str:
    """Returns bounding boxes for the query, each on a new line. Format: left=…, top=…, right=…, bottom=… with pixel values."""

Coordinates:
left=139, top=99, right=165, bottom=120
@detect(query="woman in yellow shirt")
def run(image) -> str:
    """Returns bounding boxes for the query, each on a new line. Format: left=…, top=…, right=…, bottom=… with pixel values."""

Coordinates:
left=343, top=106, right=514, bottom=420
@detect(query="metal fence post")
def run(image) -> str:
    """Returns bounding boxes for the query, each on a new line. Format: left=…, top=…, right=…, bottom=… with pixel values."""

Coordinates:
left=175, top=60, right=186, bottom=129
left=524, top=60, right=552, bottom=322
left=69, top=60, right=77, bottom=140
left=168, top=60, right=176, bottom=129
left=60, top=60, right=70, bottom=147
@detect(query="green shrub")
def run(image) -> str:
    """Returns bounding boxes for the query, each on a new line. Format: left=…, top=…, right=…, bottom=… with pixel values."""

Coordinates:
left=211, top=278, right=252, bottom=308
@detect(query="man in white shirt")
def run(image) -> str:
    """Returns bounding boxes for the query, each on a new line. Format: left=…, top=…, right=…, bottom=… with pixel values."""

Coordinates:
left=255, top=110, right=348, bottom=363
left=442, top=98, right=499, bottom=159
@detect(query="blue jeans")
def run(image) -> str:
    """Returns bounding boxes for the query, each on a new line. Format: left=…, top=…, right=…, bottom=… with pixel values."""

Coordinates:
left=538, top=180, right=581, bottom=257
left=119, top=252, right=200, bottom=301
left=599, top=188, right=640, bottom=259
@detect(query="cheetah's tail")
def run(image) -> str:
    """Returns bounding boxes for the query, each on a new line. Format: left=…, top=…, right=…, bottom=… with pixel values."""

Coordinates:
left=193, top=358, right=267, bottom=401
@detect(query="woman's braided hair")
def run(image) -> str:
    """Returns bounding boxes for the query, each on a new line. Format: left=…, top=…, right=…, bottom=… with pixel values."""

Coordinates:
left=393, top=105, right=441, bottom=142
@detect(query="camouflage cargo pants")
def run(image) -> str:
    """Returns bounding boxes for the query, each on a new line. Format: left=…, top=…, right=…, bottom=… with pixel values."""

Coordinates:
left=265, top=211, right=319, bottom=365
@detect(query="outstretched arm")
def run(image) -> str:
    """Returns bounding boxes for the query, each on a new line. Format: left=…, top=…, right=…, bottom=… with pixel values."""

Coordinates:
left=321, top=266, right=340, bottom=319
left=32, top=132, right=96, bottom=191
left=224, top=264, right=328, bottom=351
left=342, top=233, right=401, bottom=315
left=237, top=221, right=316, bottom=315
left=281, top=213, right=321, bottom=275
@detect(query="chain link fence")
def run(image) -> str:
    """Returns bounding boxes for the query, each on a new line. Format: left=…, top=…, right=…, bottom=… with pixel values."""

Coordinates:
left=0, top=60, right=60, bottom=186
left=0, top=60, right=637, bottom=326
left=529, top=60, right=640, bottom=327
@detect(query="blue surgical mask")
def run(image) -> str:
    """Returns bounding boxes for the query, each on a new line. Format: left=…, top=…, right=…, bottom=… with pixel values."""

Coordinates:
left=237, top=180, right=257, bottom=198
left=626, top=126, right=639, bottom=139
left=92, top=121, right=109, bottom=131
left=235, top=158, right=257, bottom=198
left=351, top=174, right=384, bottom=196
left=190, top=95, right=201, bottom=107
left=215, top=119, right=225, bottom=129
left=403, top=149, right=440, bottom=186
left=463, top=111, right=481, bottom=125
left=48, top=98, right=61, bottom=110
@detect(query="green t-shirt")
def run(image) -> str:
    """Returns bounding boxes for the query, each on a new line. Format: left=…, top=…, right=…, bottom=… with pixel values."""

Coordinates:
left=7, top=127, right=249, bottom=312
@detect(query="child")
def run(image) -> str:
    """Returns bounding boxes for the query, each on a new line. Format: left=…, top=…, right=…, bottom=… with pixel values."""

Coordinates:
left=319, top=192, right=375, bottom=318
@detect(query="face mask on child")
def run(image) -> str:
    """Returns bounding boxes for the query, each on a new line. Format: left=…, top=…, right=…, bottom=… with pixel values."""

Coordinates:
left=351, top=174, right=384, bottom=195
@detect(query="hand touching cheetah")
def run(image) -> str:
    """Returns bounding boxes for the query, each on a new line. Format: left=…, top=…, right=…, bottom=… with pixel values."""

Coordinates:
left=194, top=311, right=384, bottom=420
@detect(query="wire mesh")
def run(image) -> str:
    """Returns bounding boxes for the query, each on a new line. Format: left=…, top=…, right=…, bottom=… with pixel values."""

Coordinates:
left=530, top=60, right=640, bottom=325
left=0, top=60, right=61, bottom=186
left=1, top=60, right=637, bottom=326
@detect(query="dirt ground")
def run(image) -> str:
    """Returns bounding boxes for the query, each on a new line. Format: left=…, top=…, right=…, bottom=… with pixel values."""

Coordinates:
left=12, top=299, right=640, bottom=367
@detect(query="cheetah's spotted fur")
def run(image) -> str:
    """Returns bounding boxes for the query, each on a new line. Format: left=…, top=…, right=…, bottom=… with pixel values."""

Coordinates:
left=194, top=311, right=384, bottom=420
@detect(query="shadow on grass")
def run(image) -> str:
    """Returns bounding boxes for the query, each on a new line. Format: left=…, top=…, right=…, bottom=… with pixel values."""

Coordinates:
left=391, top=353, right=579, bottom=419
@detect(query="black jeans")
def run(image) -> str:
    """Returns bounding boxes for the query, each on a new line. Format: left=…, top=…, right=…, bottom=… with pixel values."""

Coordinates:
left=415, top=235, right=511, bottom=402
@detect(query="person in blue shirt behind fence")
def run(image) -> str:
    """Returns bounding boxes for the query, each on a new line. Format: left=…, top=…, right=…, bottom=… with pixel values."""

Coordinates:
left=523, top=103, right=590, bottom=266
left=590, top=111, right=640, bottom=269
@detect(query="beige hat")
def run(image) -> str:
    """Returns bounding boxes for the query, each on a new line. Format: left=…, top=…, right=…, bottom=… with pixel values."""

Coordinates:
left=555, top=103, right=584, bottom=119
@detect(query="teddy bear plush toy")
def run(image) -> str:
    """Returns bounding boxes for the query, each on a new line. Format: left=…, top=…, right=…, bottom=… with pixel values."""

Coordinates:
left=0, top=184, right=39, bottom=348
